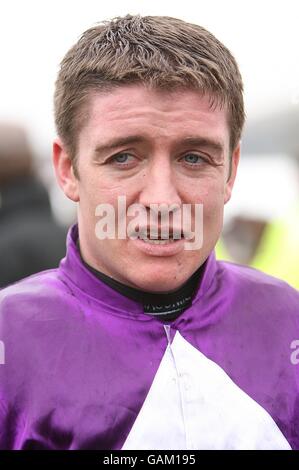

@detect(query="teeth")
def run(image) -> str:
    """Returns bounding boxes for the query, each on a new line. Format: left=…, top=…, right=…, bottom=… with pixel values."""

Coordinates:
left=141, top=238, right=175, bottom=244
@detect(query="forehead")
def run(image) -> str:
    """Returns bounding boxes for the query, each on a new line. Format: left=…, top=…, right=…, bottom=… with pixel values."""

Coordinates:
left=80, top=84, right=230, bottom=147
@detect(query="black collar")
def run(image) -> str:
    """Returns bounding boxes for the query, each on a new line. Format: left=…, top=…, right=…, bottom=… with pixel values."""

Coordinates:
left=77, top=238, right=203, bottom=322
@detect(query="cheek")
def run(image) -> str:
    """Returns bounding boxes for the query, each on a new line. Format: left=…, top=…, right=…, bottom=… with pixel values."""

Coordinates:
left=184, top=175, right=225, bottom=206
left=79, top=173, right=126, bottom=208
left=191, top=179, right=225, bottom=235
left=204, top=187, right=225, bottom=225
left=78, top=174, right=140, bottom=234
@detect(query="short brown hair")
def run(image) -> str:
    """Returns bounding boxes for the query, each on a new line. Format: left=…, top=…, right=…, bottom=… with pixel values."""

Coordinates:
left=54, top=14, right=245, bottom=174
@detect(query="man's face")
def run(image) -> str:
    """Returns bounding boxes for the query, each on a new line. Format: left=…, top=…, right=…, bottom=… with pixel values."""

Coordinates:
left=54, top=84, right=239, bottom=292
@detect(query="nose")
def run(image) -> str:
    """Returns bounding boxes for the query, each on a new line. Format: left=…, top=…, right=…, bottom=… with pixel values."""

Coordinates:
left=138, top=157, right=182, bottom=210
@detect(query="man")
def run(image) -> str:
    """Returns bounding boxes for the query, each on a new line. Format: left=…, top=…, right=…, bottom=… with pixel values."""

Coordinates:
left=0, top=15, right=298, bottom=450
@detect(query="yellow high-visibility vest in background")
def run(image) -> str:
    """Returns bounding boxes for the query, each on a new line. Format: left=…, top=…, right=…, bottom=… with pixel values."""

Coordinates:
left=216, top=206, right=299, bottom=290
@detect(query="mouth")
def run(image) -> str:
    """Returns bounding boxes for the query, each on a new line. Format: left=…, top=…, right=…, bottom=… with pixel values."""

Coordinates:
left=129, top=227, right=186, bottom=256
left=139, top=238, right=179, bottom=244
left=135, top=228, right=184, bottom=244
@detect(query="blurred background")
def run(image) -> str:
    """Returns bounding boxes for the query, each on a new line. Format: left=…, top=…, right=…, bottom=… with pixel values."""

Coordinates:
left=0, top=0, right=298, bottom=288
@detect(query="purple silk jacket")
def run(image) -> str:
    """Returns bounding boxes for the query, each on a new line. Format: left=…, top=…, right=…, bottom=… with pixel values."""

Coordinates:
left=0, top=223, right=298, bottom=450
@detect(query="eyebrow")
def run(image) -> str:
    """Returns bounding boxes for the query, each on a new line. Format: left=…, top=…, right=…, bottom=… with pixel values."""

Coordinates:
left=180, top=136, right=224, bottom=155
left=93, top=135, right=224, bottom=158
left=94, top=136, right=145, bottom=156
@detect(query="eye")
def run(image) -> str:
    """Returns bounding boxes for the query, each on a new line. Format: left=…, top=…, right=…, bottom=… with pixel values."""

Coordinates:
left=113, top=153, right=133, bottom=163
left=109, top=152, right=137, bottom=166
left=182, top=153, right=206, bottom=165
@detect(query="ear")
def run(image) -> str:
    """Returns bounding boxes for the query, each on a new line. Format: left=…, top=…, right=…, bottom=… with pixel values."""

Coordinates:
left=52, top=138, right=79, bottom=202
left=224, top=142, right=240, bottom=204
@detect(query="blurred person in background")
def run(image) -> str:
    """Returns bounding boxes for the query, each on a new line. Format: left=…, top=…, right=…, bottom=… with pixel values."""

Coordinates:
left=216, top=155, right=299, bottom=289
left=0, top=124, right=67, bottom=287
